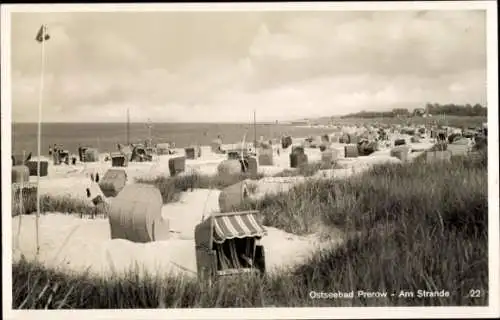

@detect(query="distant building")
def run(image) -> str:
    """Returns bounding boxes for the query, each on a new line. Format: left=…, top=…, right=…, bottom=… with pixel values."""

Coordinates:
left=413, top=108, right=426, bottom=117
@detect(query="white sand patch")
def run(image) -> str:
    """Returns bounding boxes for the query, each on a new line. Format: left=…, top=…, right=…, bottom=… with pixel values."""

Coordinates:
left=12, top=213, right=111, bottom=269
left=260, top=227, right=343, bottom=272
left=162, top=189, right=221, bottom=240
left=12, top=208, right=334, bottom=278
left=37, top=177, right=107, bottom=206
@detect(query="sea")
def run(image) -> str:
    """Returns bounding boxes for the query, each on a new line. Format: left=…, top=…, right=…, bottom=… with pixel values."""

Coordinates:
left=11, top=122, right=335, bottom=156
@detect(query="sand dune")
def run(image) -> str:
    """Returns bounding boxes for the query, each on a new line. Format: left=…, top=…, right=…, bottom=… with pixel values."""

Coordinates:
left=12, top=134, right=438, bottom=280
left=12, top=189, right=330, bottom=278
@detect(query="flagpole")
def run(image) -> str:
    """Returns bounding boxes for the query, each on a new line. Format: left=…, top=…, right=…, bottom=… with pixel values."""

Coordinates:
left=127, top=108, right=130, bottom=145
left=36, top=25, right=47, bottom=256
left=147, top=119, right=152, bottom=147
left=17, top=150, right=26, bottom=249
left=253, top=109, right=257, bottom=150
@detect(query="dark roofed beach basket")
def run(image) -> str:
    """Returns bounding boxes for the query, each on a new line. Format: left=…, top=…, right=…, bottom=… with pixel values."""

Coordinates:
left=227, top=151, right=242, bottom=160
left=290, top=153, right=308, bottom=168
left=83, top=148, right=99, bottom=162
left=25, top=161, right=48, bottom=177
left=344, top=145, right=359, bottom=158
left=169, top=156, right=186, bottom=176
left=185, top=147, right=196, bottom=160
left=240, top=157, right=258, bottom=176
left=357, top=141, right=378, bottom=156
left=394, top=139, right=406, bottom=146
left=281, top=136, right=292, bottom=149
left=111, top=152, right=128, bottom=167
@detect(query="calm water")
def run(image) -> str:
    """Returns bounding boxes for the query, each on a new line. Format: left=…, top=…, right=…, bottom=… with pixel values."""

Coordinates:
left=11, top=122, right=335, bottom=155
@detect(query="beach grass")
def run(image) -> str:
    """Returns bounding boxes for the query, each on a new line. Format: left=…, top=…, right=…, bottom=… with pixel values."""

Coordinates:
left=135, top=172, right=265, bottom=204
left=272, top=161, right=335, bottom=178
left=11, top=149, right=488, bottom=308
left=12, top=171, right=268, bottom=217
left=12, top=193, right=104, bottom=218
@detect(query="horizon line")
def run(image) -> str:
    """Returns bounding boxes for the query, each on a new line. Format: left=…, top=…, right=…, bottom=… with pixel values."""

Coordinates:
left=10, top=121, right=302, bottom=124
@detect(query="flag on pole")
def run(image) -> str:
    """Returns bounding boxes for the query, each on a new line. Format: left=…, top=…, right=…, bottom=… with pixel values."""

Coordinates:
left=34, top=23, right=50, bottom=255
left=35, top=24, right=50, bottom=42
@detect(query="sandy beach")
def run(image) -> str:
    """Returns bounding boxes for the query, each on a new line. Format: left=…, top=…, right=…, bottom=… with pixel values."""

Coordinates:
left=12, top=133, right=437, bottom=279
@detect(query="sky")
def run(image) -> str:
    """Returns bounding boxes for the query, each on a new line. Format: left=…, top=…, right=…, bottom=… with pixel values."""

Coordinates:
left=10, top=9, right=487, bottom=123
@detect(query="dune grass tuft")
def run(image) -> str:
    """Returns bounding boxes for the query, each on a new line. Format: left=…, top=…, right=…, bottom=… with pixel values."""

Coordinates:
left=136, top=172, right=264, bottom=204
left=272, top=161, right=330, bottom=178
left=12, top=193, right=103, bottom=218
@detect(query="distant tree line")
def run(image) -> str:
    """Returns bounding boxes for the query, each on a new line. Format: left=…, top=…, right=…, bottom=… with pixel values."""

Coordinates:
left=341, top=103, right=487, bottom=119
left=424, top=103, right=486, bottom=117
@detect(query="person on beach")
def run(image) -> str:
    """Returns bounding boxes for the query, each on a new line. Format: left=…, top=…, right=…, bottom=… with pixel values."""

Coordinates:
left=77, top=145, right=82, bottom=162
left=49, top=145, right=53, bottom=156
left=53, top=145, right=59, bottom=165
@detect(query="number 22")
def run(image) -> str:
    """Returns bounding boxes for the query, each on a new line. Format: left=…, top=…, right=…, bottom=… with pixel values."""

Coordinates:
left=469, top=290, right=481, bottom=298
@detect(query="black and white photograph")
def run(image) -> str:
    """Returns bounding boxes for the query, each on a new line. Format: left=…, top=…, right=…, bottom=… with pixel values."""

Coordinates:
left=2, top=1, right=499, bottom=319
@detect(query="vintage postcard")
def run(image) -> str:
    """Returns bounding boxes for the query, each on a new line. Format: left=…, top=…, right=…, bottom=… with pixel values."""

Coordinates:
left=1, top=1, right=498, bottom=319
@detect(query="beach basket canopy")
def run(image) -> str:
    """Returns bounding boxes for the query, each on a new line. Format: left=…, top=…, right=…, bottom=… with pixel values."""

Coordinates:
left=195, top=211, right=266, bottom=249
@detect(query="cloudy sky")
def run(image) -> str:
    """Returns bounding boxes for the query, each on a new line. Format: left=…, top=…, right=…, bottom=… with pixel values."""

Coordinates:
left=11, top=9, right=487, bottom=123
